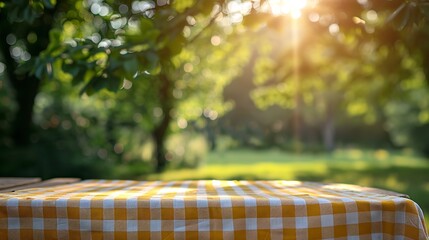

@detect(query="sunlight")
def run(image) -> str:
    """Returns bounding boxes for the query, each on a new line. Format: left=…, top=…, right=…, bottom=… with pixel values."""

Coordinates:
left=270, top=0, right=307, bottom=18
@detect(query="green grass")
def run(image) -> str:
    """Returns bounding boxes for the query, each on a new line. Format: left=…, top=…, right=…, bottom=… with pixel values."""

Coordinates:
left=147, top=148, right=429, bottom=229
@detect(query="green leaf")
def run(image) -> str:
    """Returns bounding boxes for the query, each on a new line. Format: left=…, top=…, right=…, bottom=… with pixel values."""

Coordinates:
left=62, top=63, right=80, bottom=77
left=140, top=18, right=153, bottom=31
left=106, top=76, right=121, bottom=92
left=31, top=1, right=44, bottom=14
left=48, top=29, right=62, bottom=47
left=15, top=59, right=35, bottom=75
left=123, top=57, right=139, bottom=79
left=242, top=13, right=272, bottom=29
left=23, top=6, right=33, bottom=22
left=80, top=76, right=103, bottom=96
left=167, top=34, right=185, bottom=57
left=172, top=0, right=195, bottom=13
left=145, top=51, right=159, bottom=73
left=80, top=75, right=121, bottom=96
left=7, top=5, right=20, bottom=22
left=148, top=64, right=161, bottom=75
left=198, top=1, right=215, bottom=16
left=33, top=58, right=45, bottom=79
left=139, top=18, right=160, bottom=43
left=62, top=63, right=90, bottom=85
left=42, top=0, right=56, bottom=9
left=129, top=44, right=150, bottom=52
left=71, top=71, right=85, bottom=85
left=107, top=58, right=122, bottom=72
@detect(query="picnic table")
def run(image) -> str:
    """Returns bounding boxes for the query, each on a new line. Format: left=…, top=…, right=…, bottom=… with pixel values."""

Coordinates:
left=0, top=178, right=427, bottom=239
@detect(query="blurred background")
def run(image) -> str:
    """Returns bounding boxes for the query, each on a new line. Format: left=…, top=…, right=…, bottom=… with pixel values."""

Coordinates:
left=1, top=0, right=428, bottom=226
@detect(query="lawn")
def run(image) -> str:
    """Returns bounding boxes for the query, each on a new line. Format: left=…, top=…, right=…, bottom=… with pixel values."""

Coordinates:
left=148, top=148, right=429, bottom=229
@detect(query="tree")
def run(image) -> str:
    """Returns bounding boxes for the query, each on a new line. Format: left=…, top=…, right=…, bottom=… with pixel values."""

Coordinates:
left=28, top=0, right=259, bottom=172
left=248, top=0, right=429, bottom=153
left=0, top=0, right=61, bottom=146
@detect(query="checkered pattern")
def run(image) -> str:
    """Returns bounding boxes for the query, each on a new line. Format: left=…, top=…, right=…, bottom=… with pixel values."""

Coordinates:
left=0, top=180, right=427, bottom=239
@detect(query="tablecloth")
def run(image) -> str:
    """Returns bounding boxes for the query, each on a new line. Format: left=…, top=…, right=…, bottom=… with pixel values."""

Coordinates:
left=0, top=180, right=427, bottom=239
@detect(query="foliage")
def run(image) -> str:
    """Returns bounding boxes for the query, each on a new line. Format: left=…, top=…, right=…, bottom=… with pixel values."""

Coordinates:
left=35, top=0, right=259, bottom=171
left=385, top=69, right=429, bottom=156
left=0, top=0, right=256, bottom=172
left=242, top=0, right=429, bottom=154
left=0, top=75, right=154, bottom=179
left=1, top=0, right=56, bottom=23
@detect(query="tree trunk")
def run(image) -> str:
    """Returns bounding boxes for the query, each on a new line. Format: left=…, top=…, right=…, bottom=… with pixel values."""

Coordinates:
left=153, top=138, right=166, bottom=172
left=152, top=112, right=171, bottom=173
left=0, top=39, right=41, bottom=146
left=292, top=93, right=303, bottom=152
left=205, top=117, right=217, bottom=151
left=152, top=73, right=173, bottom=173
left=11, top=75, right=41, bottom=146
left=1, top=6, right=57, bottom=147
left=323, top=102, right=335, bottom=152
left=323, top=76, right=336, bottom=152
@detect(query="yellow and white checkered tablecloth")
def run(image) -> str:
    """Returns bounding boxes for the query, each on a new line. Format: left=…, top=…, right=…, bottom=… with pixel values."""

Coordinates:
left=0, top=180, right=427, bottom=239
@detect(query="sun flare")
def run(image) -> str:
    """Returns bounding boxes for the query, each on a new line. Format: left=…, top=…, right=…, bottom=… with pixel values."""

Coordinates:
left=270, top=0, right=307, bottom=18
